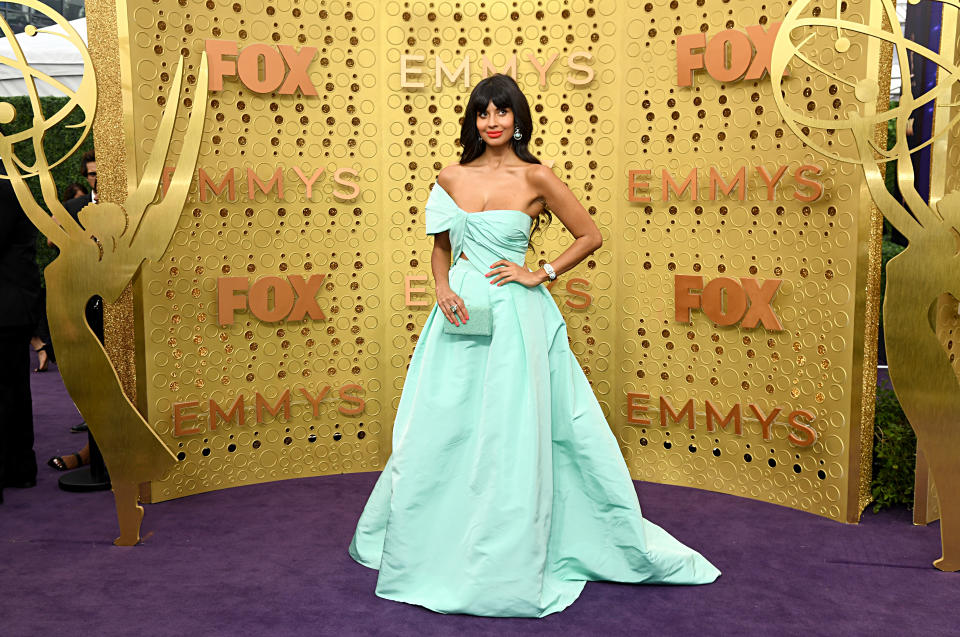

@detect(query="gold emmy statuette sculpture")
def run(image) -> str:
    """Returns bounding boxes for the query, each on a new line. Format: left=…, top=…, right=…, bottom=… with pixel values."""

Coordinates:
left=772, top=0, right=960, bottom=570
left=0, top=1, right=209, bottom=545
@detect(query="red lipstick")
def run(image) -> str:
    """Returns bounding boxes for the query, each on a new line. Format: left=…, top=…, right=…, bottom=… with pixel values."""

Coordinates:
left=486, top=130, right=503, bottom=138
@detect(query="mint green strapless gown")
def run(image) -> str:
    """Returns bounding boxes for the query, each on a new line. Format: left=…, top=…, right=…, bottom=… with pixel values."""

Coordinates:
left=348, top=180, right=720, bottom=617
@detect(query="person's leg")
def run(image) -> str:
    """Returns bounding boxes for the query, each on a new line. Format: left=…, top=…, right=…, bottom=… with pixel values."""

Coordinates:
left=47, top=443, right=90, bottom=471
left=0, top=325, right=37, bottom=487
left=32, top=286, right=52, bottom=371
left=31, top=336, right=49, bottom=371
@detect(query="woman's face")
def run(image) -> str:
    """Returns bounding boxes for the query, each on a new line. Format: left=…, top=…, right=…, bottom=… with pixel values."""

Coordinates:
left=476, top=100, right=515, bottom=147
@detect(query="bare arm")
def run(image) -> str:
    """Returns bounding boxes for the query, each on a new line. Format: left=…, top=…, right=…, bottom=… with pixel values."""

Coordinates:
left=431, top=231, right=453, bottom=292
left=432, top=231, right=468, bottom=325
left=487, top=163, right=603, bottom=287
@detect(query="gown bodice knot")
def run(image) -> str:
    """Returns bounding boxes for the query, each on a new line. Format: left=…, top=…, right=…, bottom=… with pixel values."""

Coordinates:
left=425, top=181, right=532, bottom=269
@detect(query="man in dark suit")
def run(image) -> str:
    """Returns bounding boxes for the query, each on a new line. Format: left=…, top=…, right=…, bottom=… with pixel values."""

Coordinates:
left=0, top=175, right=41, bottom=502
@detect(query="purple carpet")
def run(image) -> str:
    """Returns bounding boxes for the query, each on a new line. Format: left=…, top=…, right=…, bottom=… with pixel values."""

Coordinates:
left=1, top=353, right=956, bottom=636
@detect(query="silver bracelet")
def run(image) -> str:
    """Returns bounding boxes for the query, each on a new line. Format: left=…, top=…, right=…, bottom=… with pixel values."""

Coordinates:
left=543, top=262, right=557, bottom=280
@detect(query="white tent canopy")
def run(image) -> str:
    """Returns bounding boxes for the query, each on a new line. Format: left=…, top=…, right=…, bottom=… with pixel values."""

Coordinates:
left=0, top=17, right=87, bottom=97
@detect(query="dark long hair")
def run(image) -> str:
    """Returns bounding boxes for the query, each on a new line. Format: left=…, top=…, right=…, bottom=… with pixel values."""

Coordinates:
left=459, top=74, right=552, bottom=239
left=61, top=182, right=88, bottom=202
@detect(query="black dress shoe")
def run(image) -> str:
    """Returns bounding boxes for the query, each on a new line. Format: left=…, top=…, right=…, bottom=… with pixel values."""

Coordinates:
left=70, top=422, right=88, bottom=433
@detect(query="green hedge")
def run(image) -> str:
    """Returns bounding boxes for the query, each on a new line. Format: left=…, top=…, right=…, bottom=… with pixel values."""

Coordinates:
left=0, top=96, right=94, bottom=284
left=871, top=388, right=916, bottom=511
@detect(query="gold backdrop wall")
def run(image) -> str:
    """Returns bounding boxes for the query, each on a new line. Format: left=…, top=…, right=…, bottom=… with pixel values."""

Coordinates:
left=93, top=0, right=883, bottom=522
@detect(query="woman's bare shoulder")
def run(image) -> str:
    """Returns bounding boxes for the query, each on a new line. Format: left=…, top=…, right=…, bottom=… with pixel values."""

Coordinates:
left=524, top=162, right=559, bottom=185
left=437, top=163, right=464, bottom=190
left=524, top=162, right=564, bottom=199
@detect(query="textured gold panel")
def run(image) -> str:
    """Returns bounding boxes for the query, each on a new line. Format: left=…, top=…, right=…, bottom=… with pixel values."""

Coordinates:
left=114, top=0, right=387, bottom=501
left=612, top=0, right=879, bottom=523
left=96, top=0, right=883, bottom=521
left=89, top=0, right=139, bottom=403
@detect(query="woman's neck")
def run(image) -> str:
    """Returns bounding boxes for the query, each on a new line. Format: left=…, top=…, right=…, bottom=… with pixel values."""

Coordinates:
left=478, top=145, right=519, bottom=169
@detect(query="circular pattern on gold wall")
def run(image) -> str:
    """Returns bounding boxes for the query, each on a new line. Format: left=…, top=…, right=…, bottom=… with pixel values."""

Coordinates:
left=128, top=0, right=873, bottom=521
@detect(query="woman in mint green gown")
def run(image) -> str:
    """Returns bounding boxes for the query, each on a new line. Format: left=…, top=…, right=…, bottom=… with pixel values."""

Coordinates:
left=348, top=74, right=720, bottom=617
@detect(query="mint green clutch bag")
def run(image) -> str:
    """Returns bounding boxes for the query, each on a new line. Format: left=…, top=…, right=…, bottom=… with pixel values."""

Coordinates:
left=442, top=305, right=493, bottom=336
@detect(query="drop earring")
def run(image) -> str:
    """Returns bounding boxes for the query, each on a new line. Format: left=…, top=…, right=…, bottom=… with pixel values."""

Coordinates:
left=478, top=135, right=484, bottom=144
left=513, top=126, right=522, bottom=141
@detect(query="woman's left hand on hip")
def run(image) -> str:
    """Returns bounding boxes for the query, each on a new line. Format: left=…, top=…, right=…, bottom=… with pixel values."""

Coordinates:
left=486, top=260, right=542, bottom=287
